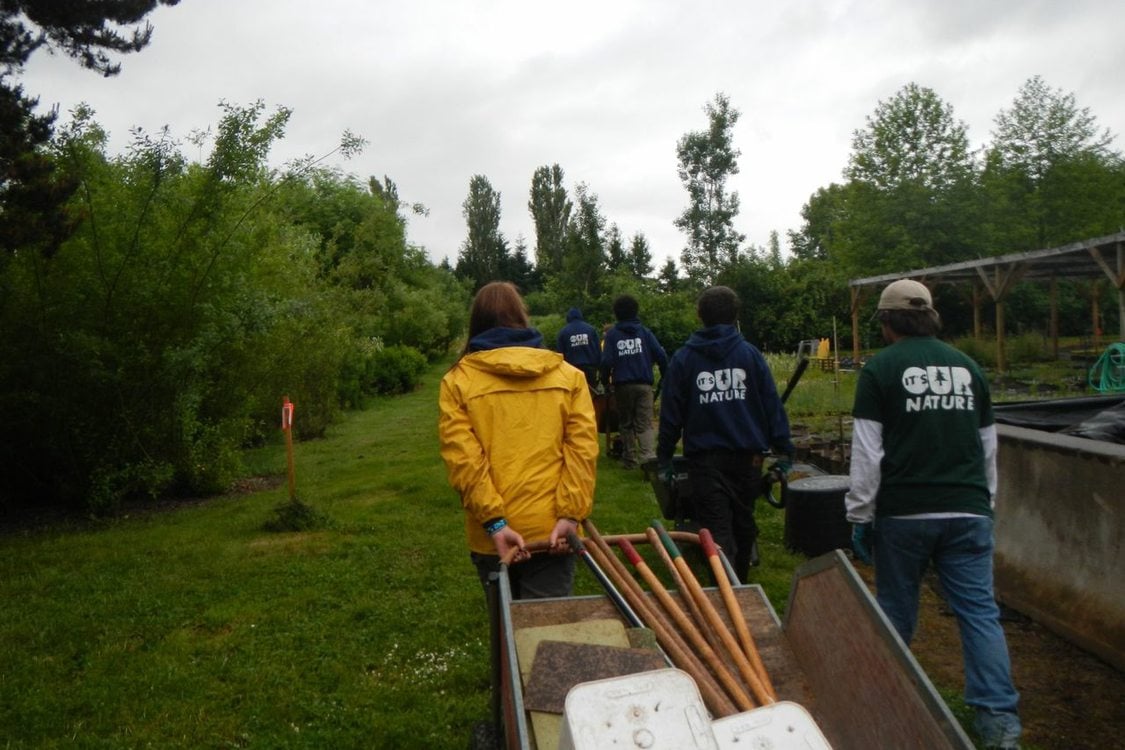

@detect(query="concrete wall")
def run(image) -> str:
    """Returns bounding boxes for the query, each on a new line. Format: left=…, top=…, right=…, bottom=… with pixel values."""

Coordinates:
left=995, top=425, right=1125, bottom=670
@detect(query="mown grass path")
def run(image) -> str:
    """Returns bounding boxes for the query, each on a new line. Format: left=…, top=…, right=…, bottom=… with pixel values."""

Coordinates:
left=0, top=358, right=853, bottom=748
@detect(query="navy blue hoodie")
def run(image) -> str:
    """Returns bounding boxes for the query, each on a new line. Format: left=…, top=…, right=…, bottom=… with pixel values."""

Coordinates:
left=601, top=319, right=668, bottom=386
left=556, top=308, right=601, bottom=367
left=657, top=324, right=793, bottom=463
left=468, top=326, right=544, bottom=352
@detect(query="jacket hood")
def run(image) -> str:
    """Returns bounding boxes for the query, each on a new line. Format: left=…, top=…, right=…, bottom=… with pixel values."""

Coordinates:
left=468, top=326, right=543, bottom=352
left=463, top=345, right=564, bottom=379
left=685, top=324, right=744, bottom=361
left=566, top=307, right=583, bottom=322
left=614, top=318, right=643, bottom=334
left=464, top=327, right=561, bottom=379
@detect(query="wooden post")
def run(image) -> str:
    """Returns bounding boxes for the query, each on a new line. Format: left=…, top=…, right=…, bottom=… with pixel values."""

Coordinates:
left=850, top=286, right=861, bottom=366
left=1118, top=241, right=1125, bottom=342
left=282, top=396, right=296, bottom=501
left=996, top=297, right=1006, bottom=375
left=1050, top=278, right=1059, bottom=360
left=1092, top=282, right=1102, bottom=351
left=972, top=284, right=982, bottom=340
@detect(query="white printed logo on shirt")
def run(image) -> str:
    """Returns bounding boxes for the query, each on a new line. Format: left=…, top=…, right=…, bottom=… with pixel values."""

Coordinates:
left=696, top=368, right=747, bottom=403
left=901, top=366, right=975, bottom=412
left=568, top=333, right=590, bottom=347
left=616, top=337, right=644, bottom=355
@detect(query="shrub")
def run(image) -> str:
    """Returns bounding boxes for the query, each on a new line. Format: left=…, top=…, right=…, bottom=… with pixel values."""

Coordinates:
left=532, top=314, right=566, bottom=350
left=1008, top=332, right=1048, bottom=364
left=369, top=345, right=427, bottom=394
left=952, top=336, right=997, bottom=368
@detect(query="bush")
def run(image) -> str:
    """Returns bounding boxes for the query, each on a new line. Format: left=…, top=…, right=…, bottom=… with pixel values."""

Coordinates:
left=369, top=345, right=427, bottom=394
left=262, top=497, right=332, bottom=532
left=1008, top=332, right=1048, bottom=364
left=532, top=314, right=566, bottom=350
left=952, top=336, right=997, bottom=368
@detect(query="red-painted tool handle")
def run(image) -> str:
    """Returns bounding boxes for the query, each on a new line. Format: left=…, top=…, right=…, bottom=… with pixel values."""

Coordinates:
left=618, top=538, right=643, bottom=565
left=698, top=528, right=718, bottom=558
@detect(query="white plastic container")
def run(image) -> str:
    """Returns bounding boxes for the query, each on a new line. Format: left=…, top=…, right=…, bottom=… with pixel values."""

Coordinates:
left=557, top=668, right=719, bottom=749
left=711, top=700, right=833, bottom=749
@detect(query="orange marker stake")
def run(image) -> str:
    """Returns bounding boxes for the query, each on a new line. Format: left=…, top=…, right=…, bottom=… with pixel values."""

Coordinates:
left=282, top=396, right=296, bottom=501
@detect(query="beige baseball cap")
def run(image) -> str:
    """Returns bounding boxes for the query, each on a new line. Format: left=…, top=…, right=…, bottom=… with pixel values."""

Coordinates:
left=877, top=279, right=933, bottom=311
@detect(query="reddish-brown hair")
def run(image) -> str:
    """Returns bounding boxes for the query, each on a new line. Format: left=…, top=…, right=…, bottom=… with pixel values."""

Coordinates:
left=460, top=281, right=529, bottom=356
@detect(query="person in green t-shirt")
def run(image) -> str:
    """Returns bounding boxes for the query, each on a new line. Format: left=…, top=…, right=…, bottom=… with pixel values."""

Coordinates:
left=845, top=279, right=1021, bottom=750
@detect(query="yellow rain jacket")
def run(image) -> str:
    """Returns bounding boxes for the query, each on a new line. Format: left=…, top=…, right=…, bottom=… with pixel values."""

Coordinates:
left=439, top=345, right=599, bottom=554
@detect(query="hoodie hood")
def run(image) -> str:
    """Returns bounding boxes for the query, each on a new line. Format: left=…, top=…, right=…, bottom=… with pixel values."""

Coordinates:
left=464, top=327, right=561, bottom=379
left=684, top=324, right=744, bottom=361
left=614, top=318, right=643, bottom=335
left=566, top=307, right=583, bottom=322
left=468, top=326, right=543, bottom=352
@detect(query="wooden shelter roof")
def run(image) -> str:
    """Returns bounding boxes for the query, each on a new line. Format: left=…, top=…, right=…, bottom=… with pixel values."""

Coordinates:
left=848, top=231, right=1125, bottom=289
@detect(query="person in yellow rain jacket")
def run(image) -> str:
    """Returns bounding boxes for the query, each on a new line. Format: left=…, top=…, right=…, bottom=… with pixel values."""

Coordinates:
left=439, top=281, right=599, bottom=599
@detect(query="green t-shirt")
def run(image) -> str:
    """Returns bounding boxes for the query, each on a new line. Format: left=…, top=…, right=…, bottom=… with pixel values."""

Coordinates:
left=852, top=336, right=993, bottom=518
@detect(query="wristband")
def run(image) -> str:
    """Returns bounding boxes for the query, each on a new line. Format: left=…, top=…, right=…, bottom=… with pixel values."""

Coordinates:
left=484, top=517, right=508, bottom=536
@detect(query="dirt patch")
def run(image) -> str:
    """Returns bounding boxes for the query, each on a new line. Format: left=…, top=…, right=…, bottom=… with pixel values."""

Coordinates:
left=856, top=565, right=1125, bottom=749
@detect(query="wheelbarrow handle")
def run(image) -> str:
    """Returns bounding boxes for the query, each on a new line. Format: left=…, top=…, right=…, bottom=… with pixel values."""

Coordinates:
left=763, top=468, right=787, bottom=509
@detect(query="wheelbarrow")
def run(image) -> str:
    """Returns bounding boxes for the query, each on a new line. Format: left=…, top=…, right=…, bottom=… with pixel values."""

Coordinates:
left=479, top=529, right=974, bottom=750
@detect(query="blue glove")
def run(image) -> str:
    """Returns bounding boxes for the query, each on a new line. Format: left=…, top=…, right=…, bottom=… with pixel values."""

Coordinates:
left=851, top=522, right=873, bottom=564
left=771, top=457, right=792, bottom=476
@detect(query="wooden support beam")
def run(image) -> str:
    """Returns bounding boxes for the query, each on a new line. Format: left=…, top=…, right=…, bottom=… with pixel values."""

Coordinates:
left=972, top=284, right=982, bottom=340
left=1050, top=278, right=1059, bottom=359
left=849, top=286, right=863, bottom=365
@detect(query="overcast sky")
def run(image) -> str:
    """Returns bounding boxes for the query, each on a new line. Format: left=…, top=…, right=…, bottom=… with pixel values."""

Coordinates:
left=21, top=0, right=1125, bottom=268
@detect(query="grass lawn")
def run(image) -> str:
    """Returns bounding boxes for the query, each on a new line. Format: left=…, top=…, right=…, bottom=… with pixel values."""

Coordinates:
left=2, top=355, right=1003, bottom=748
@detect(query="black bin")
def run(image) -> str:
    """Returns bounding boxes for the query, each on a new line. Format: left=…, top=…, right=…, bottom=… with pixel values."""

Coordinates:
left=784, top=475, right=851, bottom=557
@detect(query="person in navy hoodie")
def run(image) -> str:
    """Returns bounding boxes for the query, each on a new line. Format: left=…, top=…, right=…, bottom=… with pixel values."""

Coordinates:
left=556, top=307, right=601, bottom=391
left=657, top=286, right=794, bottom=581
left=601, top=294, right=668, bottom=470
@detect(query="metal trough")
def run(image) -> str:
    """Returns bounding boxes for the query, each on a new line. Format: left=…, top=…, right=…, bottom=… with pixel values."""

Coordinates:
left=993, top=395, right=1125, bottom=670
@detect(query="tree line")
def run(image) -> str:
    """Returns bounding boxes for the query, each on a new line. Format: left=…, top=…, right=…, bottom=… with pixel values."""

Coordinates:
left=452, top=80, right=1123, bottom=356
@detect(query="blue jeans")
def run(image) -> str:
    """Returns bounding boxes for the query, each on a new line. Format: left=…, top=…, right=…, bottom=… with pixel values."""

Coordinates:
left=874, top=516, right=1021, bottom=745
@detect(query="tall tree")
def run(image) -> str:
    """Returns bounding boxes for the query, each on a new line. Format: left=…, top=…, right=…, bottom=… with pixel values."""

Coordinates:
left=767, top=230, right=783, bottom=268
left=658, top=257, right=680, bottom=293
left=0, top=1, right=182, bottom=256
left=788, top=183, right=849, bottom=262
left=456, top=174, right=508, bottom=290
left=628, top=231, right=654, bottom=278
left=838, top=83, right=979, bottom=273
left=846, top=82, right=975, bottom=194
left=503, top=234, right=538, bottom=292
left=528, top=163, right=571, bottom=279
left=990, top=76, right=1115, bottom=181
left=605, top=223, right=627, bottom=272
left=983, top=76, right=1122, bottom=251
left=558, top=182, right=605, bottom=303
left=674, top=92, right=745, bottom=283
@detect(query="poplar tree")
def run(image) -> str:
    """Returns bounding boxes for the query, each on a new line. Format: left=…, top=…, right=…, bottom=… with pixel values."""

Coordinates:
left=528, top=164, right=571, bottom=279
left=674, top=93, right=745, bottom=283
left=456, top=175, right=508, bottom=290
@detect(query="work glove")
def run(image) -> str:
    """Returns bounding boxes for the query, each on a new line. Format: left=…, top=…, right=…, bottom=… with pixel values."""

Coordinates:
left=851, top=522, right=873, bottom=565
left=661, top=464, right=675, bottom=485
left=771, top=457, right=792, bottom=476
left=764, top=457, right=791, bottom=489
